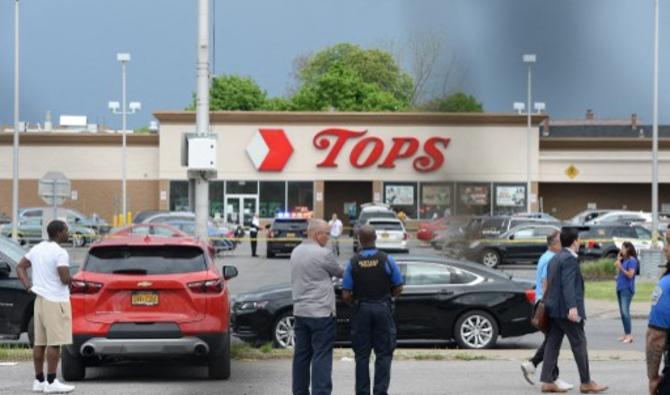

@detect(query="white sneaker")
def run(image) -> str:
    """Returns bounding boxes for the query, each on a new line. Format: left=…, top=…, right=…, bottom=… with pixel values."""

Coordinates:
left=32, top=379, right=45, bottom=392
left=43, top=379, right=75, bottom=394
left=555, top=379, right=574, bottom=391
left=520, top=360, right=536, bottom=385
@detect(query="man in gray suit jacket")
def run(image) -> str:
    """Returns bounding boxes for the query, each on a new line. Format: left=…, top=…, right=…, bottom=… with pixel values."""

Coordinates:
left=539, top=227, right=608, bottom=394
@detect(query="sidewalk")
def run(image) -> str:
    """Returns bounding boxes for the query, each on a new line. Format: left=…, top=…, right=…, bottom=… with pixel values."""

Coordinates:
left=586, top=298, right=651, bottom=320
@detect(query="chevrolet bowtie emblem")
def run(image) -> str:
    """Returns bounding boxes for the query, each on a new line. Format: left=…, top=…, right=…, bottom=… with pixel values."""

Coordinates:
left=137, top=281, right=153, bottom=288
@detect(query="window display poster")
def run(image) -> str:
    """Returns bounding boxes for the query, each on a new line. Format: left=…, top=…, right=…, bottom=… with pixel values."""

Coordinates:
left=422, top=185, right=450, bottom=205
left=385, top=185, right=414, bottom=205
left=496, top=186, right=526, bottom=207
left=460, top=185, right=489, bottom=206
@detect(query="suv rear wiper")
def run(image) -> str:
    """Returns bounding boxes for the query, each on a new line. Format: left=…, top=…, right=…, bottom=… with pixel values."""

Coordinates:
left=112, top=269, right=148, bottom=275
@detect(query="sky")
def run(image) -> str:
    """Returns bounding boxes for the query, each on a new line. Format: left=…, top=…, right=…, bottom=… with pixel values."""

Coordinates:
left=0, top=0, right=667, bottom=129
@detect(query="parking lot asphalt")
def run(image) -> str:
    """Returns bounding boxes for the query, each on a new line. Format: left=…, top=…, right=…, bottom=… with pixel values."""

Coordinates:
left=0, top=359, right=646, bottom=394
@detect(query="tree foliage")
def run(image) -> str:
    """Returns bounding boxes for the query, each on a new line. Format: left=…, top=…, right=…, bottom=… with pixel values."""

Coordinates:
left=422, top=91, right=484, bottom=113
left=188, top=74, right=267, bottom=111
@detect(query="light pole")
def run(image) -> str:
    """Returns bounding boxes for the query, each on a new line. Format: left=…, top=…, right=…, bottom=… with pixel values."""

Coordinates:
left=652, top=0, right=660, bottom=246
left=11, top=0, right=20, bottom=242
left=108, top=52, right=141, bottom=224
left=523, top=54, right=536, bottom=214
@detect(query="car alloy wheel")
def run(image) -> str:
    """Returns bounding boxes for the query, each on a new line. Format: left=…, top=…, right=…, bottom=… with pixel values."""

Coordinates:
left=481, top=249, right=500, bottom=268
left=457, top=312, right=496, bottom=349
left=273, top=313, right=296, bottom=349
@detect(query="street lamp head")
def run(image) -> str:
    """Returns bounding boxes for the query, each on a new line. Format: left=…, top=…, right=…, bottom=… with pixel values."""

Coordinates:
left=513, top=102, right=526, bottom=114
left=523, top=54, right=537, bottom=64
left=534, top=102, right=546, bottom=113
left=129, top=102, right=142, bottom=112
left=116, top=53, right=131, bottom=63
left=108, top=101, right=120, bottom=111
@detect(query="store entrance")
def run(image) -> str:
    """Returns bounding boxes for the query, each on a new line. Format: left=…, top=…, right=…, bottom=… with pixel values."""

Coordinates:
left=225, top=194, right=258, bottom=227
left=324, top=181, right=373, bottom=230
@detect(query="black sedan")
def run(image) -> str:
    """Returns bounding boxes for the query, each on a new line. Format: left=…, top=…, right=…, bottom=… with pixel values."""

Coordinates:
left=0, top=236, right=34, bottom=344
left=460, top=224, right=561, bottom=268
left=231, top=256, right=537, bottom=350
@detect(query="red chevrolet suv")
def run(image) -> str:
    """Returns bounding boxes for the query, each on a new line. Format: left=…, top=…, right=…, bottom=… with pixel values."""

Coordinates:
left=62, top=224, right=238, bottom=381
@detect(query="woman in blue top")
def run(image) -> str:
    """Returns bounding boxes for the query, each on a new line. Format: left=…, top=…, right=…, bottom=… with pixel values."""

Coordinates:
left=615, top=241, right=638, bottom=343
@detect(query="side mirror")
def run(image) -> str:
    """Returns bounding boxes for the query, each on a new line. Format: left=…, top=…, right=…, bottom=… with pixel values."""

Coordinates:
left=223, top=265, right=238, bottom=280
left=0, top=261, right=10, bottom=277
left=509, top=234, right=515, bottom=240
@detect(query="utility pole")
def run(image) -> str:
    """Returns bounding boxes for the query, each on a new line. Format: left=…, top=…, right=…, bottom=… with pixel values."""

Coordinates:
left=11, top=0, right=20, bottom=241
left=194, top=0, right=211, bottom=240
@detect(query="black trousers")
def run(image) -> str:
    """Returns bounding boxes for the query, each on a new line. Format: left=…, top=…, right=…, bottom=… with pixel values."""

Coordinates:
left=250, top=231, right=258, bottom=256
left=530, top=333, right=559, bottom=381
left=540, top=318, right=590, bottom=385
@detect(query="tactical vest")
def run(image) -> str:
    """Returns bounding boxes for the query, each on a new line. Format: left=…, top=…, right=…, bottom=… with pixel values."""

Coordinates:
left=351, top=250, right=392, bottom=301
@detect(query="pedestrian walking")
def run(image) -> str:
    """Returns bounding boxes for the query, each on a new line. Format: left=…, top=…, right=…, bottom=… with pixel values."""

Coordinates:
left=539, top=227, right=608, bottom=393
left=342, top=225, right=403, bottom=395
left=646, top=243, right=670, bottom=395
left=520, top=230, right=572, bottom=391
left=328, top=213, right=343, bottom=256
left=615, top=241, right=639, bottom=344
left=15, top=220, right=75, bottom=394
left=291, top=219, right=344, bottom=395
left=250, top=213, right=260, bottom=257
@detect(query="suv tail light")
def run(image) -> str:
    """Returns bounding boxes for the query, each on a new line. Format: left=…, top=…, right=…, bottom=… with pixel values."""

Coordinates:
left=587, top=240, right=600, bottom=249
left=70, top=280, right=103, bottom=294
left=403, top=232, right=409, bottom=240
left=188, top=278, right=223, bottom=294
left=525, top=289, right=536, bottom=304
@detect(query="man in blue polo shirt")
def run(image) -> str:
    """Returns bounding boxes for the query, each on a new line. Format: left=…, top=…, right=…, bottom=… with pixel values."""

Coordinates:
left=342, top=225, right=403, bottom=395
left=647, top=244, right=670, bottom=395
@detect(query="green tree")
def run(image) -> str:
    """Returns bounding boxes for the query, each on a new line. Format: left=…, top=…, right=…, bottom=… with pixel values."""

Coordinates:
left=291, top=43, right=414, bottom=111
left=188, top=74, right=267, bottom=111
left=422, top=91, right=484, bottom=112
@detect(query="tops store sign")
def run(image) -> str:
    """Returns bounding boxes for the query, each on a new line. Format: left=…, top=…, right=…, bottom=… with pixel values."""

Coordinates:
left=245, top=128, right=450, bottom=173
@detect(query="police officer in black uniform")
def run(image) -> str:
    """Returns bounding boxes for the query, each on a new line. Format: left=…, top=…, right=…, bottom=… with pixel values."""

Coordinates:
left=342, top=225, right=404, bottom=395
left=249, top=213, right=260, bottom=257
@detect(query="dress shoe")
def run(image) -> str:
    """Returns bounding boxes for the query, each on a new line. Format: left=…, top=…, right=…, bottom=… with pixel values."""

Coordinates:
left=580, top=381, right=608, bottom=393
left=541, top=382, right=568, bottom=393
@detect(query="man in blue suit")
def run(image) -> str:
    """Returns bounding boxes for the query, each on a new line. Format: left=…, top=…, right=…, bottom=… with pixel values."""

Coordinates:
left=539, top=227, right=608, bottom=394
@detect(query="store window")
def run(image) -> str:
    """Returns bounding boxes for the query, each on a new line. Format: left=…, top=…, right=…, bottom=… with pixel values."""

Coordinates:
left=456, top=183, right=490, bottom=216
left=493, top=184, right=526, bottom=216
left=384, top=182, right=418, bottom=219
left=169, top=181, right=189, bottom=211
left=420, top=183, right=452, bottom=219
left=226, top=180, right=258, bottom=195
left=287, top=182, right=313, bottom=215
left=260, top=181, right=286, bottom=218
left=209, top=181, right=224, bottom=219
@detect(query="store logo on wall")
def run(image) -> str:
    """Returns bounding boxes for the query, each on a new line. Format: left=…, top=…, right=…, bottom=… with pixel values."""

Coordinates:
left=246, top=129, right=294, bottom=172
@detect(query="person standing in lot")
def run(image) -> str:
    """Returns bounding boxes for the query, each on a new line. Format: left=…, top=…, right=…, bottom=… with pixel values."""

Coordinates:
left=615, top=241, right=639, bottom=344
left=250, top=213, right=260, bottom=257
left=539, top=227, right=608, bottom=394
left=16, top=220, right=75, bottom=394
left=328, top=213, right=343, bottom=257
left=521, top=230, right=572, bottom=391
left=291, top=219, right=344, bottom=395
left=342, top=225, right=403, bottom=395
left=646, top=244, right=670, bottom=395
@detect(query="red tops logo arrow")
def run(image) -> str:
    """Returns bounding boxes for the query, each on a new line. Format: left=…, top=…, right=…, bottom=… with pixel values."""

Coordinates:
left=246, top=129, right=294, bottom=172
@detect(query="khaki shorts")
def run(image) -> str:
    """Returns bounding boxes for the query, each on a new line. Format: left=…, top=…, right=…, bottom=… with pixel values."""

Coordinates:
left=34, top=296, right=73, bottom=347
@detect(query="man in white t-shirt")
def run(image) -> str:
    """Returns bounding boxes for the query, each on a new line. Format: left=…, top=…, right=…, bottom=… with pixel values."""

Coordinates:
left=328, top=213, right=343, bottom=256
left=16, top=220, right=75, bottom=394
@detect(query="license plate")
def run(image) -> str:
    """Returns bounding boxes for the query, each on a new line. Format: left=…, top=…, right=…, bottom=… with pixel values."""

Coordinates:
left=286, top=232, right=296, bottom=238
left=381, top=233, right=389, bottom=239
left=131, top=291, right=159, bottom=306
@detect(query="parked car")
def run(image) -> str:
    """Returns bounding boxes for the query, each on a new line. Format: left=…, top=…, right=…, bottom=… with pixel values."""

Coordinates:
left=0, top=218, right=97, bottom=247
left=0, top=212, right=10, bottom=224
left=19, top=207, right=111, bottom=234
left=584, top=210, right=651, bottom=226
left=461, top=224, right=561, bottom=268
left=232, top=256, right=537, bottom=350
left=513, top=212, right=561, bottom=222
left=577, top=224, right=662, bottom=260
left=417, top=217, right=448, bottom=242
left=352, top=204, right=398, bottom=251
left=365, top=218, right=409, bottom=253
left=568, top=209, right=614, bottom=224
left=63, top=225, right=238, bottom=381
left=164, top=220, right=237, bottom=254
left=266, top=218, right=308, bottom=258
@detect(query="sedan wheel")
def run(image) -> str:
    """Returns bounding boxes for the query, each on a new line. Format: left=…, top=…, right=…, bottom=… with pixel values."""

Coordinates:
left=273, top=312, right=296, bottom=349
left=480, top=249, right=500, bottom=268
left=72, top=234, right=85, bottom=247
left=455, top=310, right=499, bottom=349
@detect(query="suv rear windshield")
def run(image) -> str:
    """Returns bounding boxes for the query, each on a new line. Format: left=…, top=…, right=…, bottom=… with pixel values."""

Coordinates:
left=359, top=211, right=396, bottom=223
left=369, top=221, right=403, bottom=231
left=272, top=219, right=308, bottom=230
left=85, top=246, right=208, bottom=275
